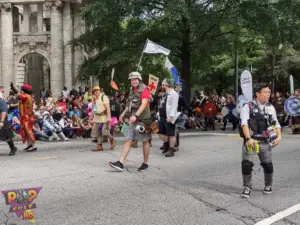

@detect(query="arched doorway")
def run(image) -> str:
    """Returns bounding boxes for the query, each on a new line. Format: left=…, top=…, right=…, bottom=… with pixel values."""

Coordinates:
left=18, top=52, right=50, bottom=103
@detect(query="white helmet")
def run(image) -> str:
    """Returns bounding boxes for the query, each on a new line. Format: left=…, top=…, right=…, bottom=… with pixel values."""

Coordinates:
left=128, top=72, right=142, bottom=80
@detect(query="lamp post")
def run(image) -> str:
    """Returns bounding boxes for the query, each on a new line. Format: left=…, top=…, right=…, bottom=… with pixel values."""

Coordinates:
left=235, top=50, right=239, bottom=100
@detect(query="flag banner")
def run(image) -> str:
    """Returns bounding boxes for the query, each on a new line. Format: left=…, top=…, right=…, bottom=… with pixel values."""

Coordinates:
left=148, top=74, right=159, bottom=94
left=111, top=68, right=115, bottom=81
left=240, top=70, right=253, bottom=102
left=165, top=57, right=181, bottom=84
left=143, top=39, right=170, bottom=56
left=110, top=80, right=119, bottom=91
left=290, top=74, right=294, bottom=95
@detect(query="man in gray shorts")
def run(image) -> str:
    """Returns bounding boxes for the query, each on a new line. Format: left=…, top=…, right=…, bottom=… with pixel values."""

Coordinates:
left=109, top=72, right=152, bottom=172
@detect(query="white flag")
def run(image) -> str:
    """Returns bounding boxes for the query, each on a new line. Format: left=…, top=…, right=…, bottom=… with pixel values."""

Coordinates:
left=111, top=68, right=115, bottom=81
left=290, top=74, right=294, bottom=95
left=143, top=39, right=170, bottom=56
left=240, top=70, right=253, bottom=102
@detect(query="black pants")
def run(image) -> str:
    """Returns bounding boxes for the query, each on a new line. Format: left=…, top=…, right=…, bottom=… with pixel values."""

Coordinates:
left=223, top=116, right=238, bottom=130
left=205, top=117, right=215, bottom=130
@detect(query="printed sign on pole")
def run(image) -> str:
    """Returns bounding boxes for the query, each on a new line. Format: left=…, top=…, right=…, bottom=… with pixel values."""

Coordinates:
left=148, top=74, right=159, bottom=94
left=240, top=70, right=253, bottom=102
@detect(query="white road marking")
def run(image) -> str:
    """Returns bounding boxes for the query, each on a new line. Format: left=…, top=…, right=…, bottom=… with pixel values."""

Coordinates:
left=254, top=203, right=300, bottom=225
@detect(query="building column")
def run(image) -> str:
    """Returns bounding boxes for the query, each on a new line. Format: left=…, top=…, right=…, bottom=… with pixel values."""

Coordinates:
left=49, top=1, right=64, bottom=97
left=73, top=6, right=84, bottom=88
left=63, top=2, right=73, bottom=90
left=23, top=4, right=30, bottom=32
left=37, top=3, right=43, bottom=32
left=0, top=3, right=14, bottom=95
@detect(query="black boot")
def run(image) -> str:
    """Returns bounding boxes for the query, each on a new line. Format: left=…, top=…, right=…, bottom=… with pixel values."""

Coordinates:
left=7, top=139, right=17, bottom=156
left=162, top=142, right=169, bottom=154
left=165, top=147, right=175, bottom=157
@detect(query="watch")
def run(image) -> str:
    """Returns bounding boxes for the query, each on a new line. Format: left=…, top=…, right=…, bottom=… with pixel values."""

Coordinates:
left=245, top=137, right=251, bottom=141
left=134, top=114, right=139, bottom=119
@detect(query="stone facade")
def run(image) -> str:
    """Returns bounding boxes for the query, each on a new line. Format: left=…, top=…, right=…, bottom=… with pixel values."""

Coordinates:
left=0, top=0, right=85, bottom=96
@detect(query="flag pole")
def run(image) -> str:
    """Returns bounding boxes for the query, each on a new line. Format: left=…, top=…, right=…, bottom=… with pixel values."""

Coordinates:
left=136, top=39, right=148, bottom=71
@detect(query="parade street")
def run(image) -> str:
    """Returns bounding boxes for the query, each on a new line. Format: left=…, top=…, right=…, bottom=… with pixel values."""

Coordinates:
left=0, top=131, right=299, bottom=225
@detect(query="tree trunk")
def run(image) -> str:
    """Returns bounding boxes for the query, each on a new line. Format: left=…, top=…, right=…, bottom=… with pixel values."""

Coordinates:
left=181, top=17, right=191, bottom=104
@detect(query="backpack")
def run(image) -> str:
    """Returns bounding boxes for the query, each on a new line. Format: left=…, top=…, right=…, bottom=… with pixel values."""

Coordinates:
left=100, top=95, right=114, bottom=114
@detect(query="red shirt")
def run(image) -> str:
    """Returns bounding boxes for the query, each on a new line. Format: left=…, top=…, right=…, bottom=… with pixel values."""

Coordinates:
left=133, top=87, right=151, bottom=99
left=132, top=87, right=150, bottom=121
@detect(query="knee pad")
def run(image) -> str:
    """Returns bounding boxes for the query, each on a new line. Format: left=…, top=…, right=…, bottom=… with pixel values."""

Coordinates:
left=242, top=160, right=254, bottom=175
left=261, top=162, right=273, bottom=174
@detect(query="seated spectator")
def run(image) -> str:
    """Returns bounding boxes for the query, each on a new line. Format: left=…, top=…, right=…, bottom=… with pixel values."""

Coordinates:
left=81, top=117, right=92, bottom=138
left=7, top=92, right=19, bottom=114
left=33, top=118, right=50, bottom=141
left=42, top=111, right=69, bottom=141
left=59, top=114, right=75, bottom=139
left=58, top=98, right=67, bottom=114
left=71, top=114, right=83, bottom=139
left=69, top=106, right=81, bottom=118
left=10, top=109, right=21, bottom=134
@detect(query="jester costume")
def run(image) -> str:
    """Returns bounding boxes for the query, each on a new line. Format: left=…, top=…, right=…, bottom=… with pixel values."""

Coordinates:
left=17, top=84, right=37, bottom=151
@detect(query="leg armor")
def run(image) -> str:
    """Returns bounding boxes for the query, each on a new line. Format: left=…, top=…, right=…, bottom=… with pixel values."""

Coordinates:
left=261, top=162, right=273, bottom=174
left=242, top=160, right=254, bottom=175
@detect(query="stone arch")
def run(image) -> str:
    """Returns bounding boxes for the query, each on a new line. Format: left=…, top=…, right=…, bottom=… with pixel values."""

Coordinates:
left=14, top=49, right=51, bottom=102
left=15, top=49, right=51, bottom=66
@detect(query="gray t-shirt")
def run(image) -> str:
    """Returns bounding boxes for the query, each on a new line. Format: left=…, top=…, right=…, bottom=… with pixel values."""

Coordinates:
left=240, top=100, right=281, bottom=129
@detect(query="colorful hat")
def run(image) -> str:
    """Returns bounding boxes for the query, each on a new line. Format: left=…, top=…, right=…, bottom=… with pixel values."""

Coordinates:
left=21, top=83, right=33, bottom=95
left=92, top=86, right=101, bottom=93
left=22, top=84, right=32, bottom=91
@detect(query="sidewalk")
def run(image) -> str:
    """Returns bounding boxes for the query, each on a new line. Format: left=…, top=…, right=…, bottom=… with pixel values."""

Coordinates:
left=5, top=126, right=294, bottom=146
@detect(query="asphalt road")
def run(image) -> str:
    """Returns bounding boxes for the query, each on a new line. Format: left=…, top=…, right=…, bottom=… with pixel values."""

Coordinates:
left=0, top=132, right=299, bottom=225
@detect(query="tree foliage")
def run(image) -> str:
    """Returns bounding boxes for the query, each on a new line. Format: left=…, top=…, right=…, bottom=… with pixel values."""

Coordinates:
left=72, top=0, right=300, bottom=98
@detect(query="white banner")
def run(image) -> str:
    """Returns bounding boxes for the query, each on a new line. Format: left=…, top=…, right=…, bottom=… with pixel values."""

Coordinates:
left=240, top=70, right=253, bottom=102
left=290, top=74, right=294, bottom=95
left=148, top=74, right=159, bottom=94
left=143, top=39, right=170, bottom=56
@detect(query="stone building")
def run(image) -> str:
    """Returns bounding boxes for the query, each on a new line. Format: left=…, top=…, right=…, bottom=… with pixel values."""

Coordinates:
left=0, top=0, right=86, bottom=98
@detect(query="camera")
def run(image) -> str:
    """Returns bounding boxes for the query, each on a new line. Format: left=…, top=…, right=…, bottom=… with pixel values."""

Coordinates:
left=136, top=124, right=145, bottom=134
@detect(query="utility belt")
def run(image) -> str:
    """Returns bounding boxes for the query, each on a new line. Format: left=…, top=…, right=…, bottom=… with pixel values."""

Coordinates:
left=94, top=111, right=107, bottom=116
left=250, top=136, right=268, bottom=143
left=246, top=126, right=278, bottom=145
left=134, top=119, right=159, bottom=135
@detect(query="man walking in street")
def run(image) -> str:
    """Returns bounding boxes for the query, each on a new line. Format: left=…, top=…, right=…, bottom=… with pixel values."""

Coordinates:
left=109, top=72, right=152, bottom=171
left=91, top=86, right=116, bottom=151
left=0, top=86, right=17, bottom=156
left=240, top=83, right=282, bottom=198
left=158, top=79, right=180, bottom=157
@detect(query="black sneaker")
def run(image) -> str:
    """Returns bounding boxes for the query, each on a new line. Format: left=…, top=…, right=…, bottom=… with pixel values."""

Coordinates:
left=138, top=163, right=148, bottom=172
left=109, top=161, right=124, bottom=171
left=241, top=186, right=252, bottom=198
left=264, top=186, right=273, bottom=194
